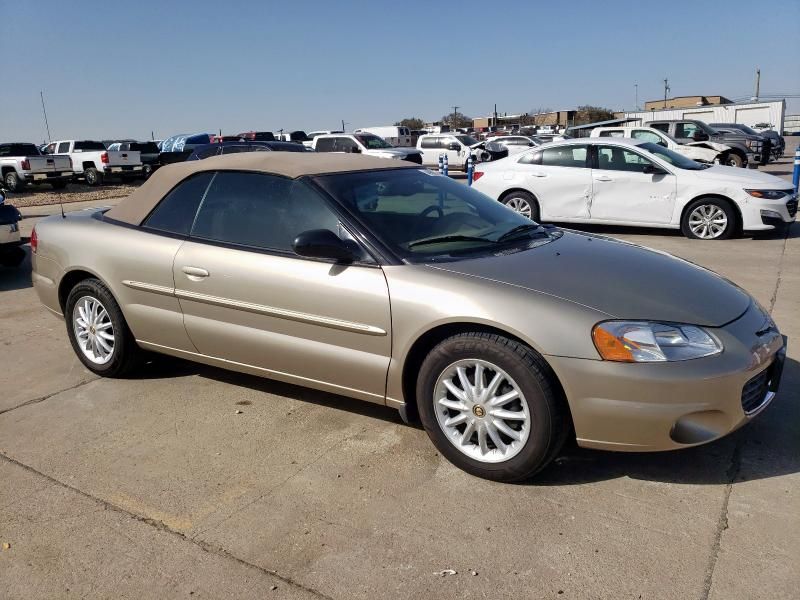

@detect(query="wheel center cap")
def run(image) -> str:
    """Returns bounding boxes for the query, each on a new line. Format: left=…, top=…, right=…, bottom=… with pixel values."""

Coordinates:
left=472, top=405, right=486, bottom=418
left=90, top=326, right=95, bottom=334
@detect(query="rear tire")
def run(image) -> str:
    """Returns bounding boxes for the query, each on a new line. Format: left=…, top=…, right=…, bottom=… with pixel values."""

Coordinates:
left=681, top=197, right=737, bottom=240
left=65, top=278, right=142, bottom=377
left=501, top=191, right=540, bottom=221
left=4, top=171, right=24, bottom=192
left=417, top=332, right=568, bottom=482
left=84, top=167, right=103, bottom=186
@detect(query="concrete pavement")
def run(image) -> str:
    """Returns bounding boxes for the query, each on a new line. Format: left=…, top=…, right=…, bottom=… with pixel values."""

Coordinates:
left=1, top=149, right=798, bottom=599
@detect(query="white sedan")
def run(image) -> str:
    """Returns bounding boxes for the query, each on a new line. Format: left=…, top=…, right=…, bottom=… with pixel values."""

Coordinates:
left=471, top=138, right=797, bottom=240
left=486, top=135, right=545, bottom=155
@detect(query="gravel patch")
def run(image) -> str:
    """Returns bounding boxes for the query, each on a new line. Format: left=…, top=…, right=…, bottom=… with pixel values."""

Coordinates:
left=7, top=181, right=142, bottom=208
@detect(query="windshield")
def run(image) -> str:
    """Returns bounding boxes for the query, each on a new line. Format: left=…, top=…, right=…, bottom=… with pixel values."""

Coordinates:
left=455, top=135, right=479, bottom=146
left=638, top=142, right=706, bottom=170
left=313, top=168, right=561, bottom=262
left=355, top=134, right=393, bottom=149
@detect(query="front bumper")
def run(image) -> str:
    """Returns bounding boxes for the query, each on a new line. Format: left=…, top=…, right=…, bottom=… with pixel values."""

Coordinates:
left=741, top=193, right=797, bottom=231
left=548, top=302, right=786, bottom=451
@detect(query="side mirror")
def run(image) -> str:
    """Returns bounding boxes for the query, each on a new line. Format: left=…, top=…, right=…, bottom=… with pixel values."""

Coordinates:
left=448, top=143, right=460, bottom=151
left=692, top=131, right=709, bottom=142
left=350, top=146, right=361, bottom=153
left=643, top=164, right=666, bottom=175
left=293, top=229, right=354, bottom=262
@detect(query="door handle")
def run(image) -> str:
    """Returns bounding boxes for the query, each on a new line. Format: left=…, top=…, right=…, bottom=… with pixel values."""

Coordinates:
left=530, top=172, right=547, bottom=177
left=182, top=266, right=209, bottom=279
left=594, top=176, right=612, bottom=182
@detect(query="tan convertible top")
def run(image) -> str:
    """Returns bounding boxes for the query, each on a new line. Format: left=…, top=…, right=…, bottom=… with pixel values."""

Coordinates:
left=105, top=152, right=418, bottom=225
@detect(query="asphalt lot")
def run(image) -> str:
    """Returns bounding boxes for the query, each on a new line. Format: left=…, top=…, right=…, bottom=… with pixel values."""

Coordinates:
left=1, top=144, right=798, bottom=599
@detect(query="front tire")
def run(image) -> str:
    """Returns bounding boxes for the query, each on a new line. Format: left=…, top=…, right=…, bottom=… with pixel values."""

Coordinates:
left=681, top=198, right=737, bottom=240
left=501, top=191, right=540, bottom=221
left=417, top=332, right=568, bottom=482
left=65, top=278, right=142, bottom=377
left=724, top=152, right=744, bottom=168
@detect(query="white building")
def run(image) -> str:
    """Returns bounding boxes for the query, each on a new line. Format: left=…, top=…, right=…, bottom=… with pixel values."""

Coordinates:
left=623, top=100, right=786, bottom=133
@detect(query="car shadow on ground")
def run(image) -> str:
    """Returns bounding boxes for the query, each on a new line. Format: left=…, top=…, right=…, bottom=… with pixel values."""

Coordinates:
left=141, top=353, right=799, bottom=487
left=0, top=244, right=32, bottom=292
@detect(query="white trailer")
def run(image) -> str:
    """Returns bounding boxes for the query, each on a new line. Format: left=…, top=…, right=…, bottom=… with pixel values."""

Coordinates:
left=624, top=100, right=786, bottom=134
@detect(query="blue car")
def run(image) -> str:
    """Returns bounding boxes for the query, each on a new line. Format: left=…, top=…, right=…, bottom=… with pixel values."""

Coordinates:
left=187, top=140, right=310, bottom=160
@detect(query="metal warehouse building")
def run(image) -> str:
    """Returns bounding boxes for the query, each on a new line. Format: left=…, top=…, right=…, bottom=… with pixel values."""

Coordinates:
left=623, top=100, right=786, bottom=133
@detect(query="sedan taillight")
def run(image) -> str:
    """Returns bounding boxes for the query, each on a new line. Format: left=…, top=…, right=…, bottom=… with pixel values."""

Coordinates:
left=472, top=171, right=484, bottom=182
left=30, top=227, right=38, bottom=253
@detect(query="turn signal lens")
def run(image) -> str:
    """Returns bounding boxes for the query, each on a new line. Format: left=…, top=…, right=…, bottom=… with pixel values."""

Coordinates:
left=592, top=321, right=722, bottom=362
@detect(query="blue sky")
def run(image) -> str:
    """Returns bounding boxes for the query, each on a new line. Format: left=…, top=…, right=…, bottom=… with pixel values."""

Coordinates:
left=2, top=0, right=798, bottom=143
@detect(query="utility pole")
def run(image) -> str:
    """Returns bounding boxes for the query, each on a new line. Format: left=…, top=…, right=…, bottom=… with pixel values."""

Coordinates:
left=341, top=119, right=347, bottom=132
left=40, top=91, right=52, bottom=142
left=663, top=78, right=670, bottom=109
left=754, top=68, right=761, bottom=101
left=493, top=103, right=498, bottom=128
left=452, top=105, right=459, bottom=130
left=634, top=84, right=639, bottom=111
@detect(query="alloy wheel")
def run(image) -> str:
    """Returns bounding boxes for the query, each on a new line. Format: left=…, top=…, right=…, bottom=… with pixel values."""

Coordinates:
left=72, top=295, right=115, bottom=364
left=504, top=197, right=533, bottom=219
left=433, top=359, right=531, bottom=463
left=688, top=204, right=728, bottom=239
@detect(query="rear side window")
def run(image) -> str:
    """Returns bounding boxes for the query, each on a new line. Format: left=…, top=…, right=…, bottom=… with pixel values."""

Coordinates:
left=74, top=141, right=106, bottom=151
left=632, top=130, right=664, bottom=145
left=598, top=130, right=623, bottom=137
left=649, top=123, right=669, bottom=133
left=518, top=151, right=542, bottom=165
left=540, top=146, right=588, bottom=168
left=143, top=172, right=214, bottom=235
left=190, top=172, right=340, bottom=253
left=315, top=138, right=336, bottom=152
left=420, top=137, right=440, bottom=149
left=57, top=142, right=71, bottom=153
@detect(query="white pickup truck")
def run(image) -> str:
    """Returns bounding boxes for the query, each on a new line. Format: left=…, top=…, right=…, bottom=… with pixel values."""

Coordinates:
left=43, top=140, right=143, bottom=186
left=590, top=126, right=730, bottom=165
left=1, top=142, right=73, bottom=192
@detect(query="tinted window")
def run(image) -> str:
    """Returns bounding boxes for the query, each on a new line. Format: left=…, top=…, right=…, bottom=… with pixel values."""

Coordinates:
left=130, top=142, right=160, bottom=153
left=598, top=130, right=623, bottom=137
left=220, top=144, right=271, bottom=155
left=190, top=172, right=341, bottom=253
left=518, top=151, right=542, bottom=165
left=195, top=147, right=220, bottom=159
left=315, top=138, right=336, bottom=152
left=596, top=145, right=654, bottom=173
left=540, top=145, right=588, bottom=168
left=74, top=141, right=106, bottom=151
left=0, top=143, right=40, bottom=156
left=333, top=137, right=358, bottom=152
left=649, top=123, right=669, bottom=133
left=57, top=142, right=71, bottom=153
left=420, top=137, right=441, bottom=149
left=143, top=172, right=214, bottom=235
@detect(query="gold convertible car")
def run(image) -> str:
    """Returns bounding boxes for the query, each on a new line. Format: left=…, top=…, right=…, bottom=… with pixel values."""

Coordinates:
left=31, top=153, right=786, bottom=481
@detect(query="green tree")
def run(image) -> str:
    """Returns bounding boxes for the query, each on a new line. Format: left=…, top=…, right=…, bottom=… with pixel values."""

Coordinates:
left=440, top=111, right=472, bottom=129
left=573, top=105, right=615, bottom=125
left=394, top=117, right=426, bottom=130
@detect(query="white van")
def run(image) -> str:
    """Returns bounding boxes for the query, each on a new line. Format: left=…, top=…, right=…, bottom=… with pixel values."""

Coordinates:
left=354, top=126, right=413, bottom=147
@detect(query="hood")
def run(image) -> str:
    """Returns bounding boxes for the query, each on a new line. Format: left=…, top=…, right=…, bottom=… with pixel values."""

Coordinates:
left=432, top=231, right=751, bottom=327
left=690, top=165, right=791, bottom=187
left=685, top=141, right=730, bottom=152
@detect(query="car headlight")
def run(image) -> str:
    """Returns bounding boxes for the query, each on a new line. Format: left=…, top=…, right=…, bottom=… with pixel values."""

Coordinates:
left=592, top=321, right=722, bottom=362
left=745, top=189, right=788, bottom=200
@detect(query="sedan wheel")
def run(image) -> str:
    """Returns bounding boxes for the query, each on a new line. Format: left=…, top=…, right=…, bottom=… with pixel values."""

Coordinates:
left=502, top=192, right=538, bottom=220
left=434, top=359, right=530, bottom=463
left=687, top=204, right=729, bottom=239
left=417, top=332, right=568, bottom=482
left=72, top=295, right=115, bottom=365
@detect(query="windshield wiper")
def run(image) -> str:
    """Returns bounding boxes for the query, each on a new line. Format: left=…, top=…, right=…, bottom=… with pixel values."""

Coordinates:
left=408, top=235, right=495, bottom=249
left=496, top=223, right=546, bottom=242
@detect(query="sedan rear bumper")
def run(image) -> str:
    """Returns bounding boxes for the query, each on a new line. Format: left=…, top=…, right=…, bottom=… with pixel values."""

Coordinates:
left=547, top=303, right=786, bottom=451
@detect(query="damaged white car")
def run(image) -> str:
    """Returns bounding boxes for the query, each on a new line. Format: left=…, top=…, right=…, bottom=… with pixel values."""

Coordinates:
left=591, top=126, right=730, bottom=165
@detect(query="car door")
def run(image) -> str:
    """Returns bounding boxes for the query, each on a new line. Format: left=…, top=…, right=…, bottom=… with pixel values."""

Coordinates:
left=512, top=144, right=592, bottom=220
left=589, top=144, right=677, bottom=224
left=418, top=136, right=442, bottom=166
left=173, top=171, right=392, bottom=403
left=441, top=136, right=463, bottom=168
